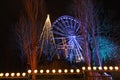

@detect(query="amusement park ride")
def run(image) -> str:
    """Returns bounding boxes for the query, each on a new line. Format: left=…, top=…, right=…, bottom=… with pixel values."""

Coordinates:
left=39, top=14, right=85, bottom=64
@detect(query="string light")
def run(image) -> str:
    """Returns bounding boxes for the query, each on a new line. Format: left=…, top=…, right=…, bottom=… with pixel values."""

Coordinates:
left=64, top=69, right=68, bottom=73
left=16, top=73, right=20, bottom=77
left=52, top=69, right=56, bottom=73
left=11, top=73, right=15, bottom=77
left=40, top=70, right=44, bottom=73
left=87, top=67, right=91, bottom=70
left=93, top=66, right=97, bottom=70
left=34, top=70, right=38, bottom=74
left=109, top=66, right=113, bottom=70
left=114, top=66, right=119, bottom=70
left=98, top=66, right=102, bottom=70
left=103, top=66, right=108, bottom=70
left=28, top=70, right=31, bottom=74
left=82, top=67, right=86, bottom=70
left=5, top=73, right=9, bottom=77
left=22, top=72, right=26, bottom=76
left=70, top=69, right=74, bottom=73
left=76, top=69, right=80, bottom=73
left=0, top=73, right=4, bottom=77
left=58, top=69, right=62, bottom=73
left=46, top=69, right=50, bottom=73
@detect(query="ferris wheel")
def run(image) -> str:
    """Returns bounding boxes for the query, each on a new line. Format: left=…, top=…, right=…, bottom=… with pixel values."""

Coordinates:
left=52, top=15, right=84, bottom=63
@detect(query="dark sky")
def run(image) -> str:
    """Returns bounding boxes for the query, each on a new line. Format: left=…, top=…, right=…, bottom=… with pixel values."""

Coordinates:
left=0, top=0, right=120, bottom=71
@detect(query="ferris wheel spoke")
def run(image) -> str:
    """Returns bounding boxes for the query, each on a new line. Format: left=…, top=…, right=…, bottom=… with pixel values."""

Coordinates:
left=61, top=19, right=68, bottom=27
left=53, top=25, right=65, bottom=33
left=53, top=31, right=67, bottom=37
left=69, top=18, right=73, bottom=29
left=75, top=24, right=80, bottom=34
left=73, top=20, right=77, bottom=31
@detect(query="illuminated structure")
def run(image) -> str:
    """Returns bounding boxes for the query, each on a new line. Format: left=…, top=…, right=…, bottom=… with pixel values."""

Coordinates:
left=52, top=15, right=84, bottom=63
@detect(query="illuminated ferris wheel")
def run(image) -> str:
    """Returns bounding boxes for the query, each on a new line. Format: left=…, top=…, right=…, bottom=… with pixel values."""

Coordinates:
left=52, top=15, right=84, bottom=63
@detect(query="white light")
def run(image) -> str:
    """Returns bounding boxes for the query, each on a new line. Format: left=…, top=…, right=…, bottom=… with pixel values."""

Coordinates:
left=11, top=73, right=15, bottom=77
left=64, top=69, right=68, bottom=73
left=103, top=66, right=108, bottom=70
left=52, top=69, right=56, bottom=73
left=16, top=73, right=20, bottom=77
left=0, top=73, right=4, bottom=77
left=109, top=66, right=113, bottom=70
left=22, top=72, right=26, bottom=76
left=28, top=70, right=31, bottom=74
left=70, top=69, right=74, bottom=73
left=46, top=69, right=50, bottom=73
left=114, top=66, right=119, bottom=70
left=87, top=67, right=91, bottom=70
left=76, top=69, right=80, bottom=73
left=98, top=66, right=102, bottom=70
left=82, top=67, right=86, bottom=70
left=5, top=73, right=9, bottom=77
left=40, top=70, right=44, bottom=73
left=34, top=70, right=38, bottom=74
left=58, top=69, right=62, bottom=73
left=93, top=66, right=97, bottom=70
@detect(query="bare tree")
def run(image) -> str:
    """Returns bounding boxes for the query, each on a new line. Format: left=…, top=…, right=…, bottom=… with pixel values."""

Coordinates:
left=73, top=0, right=102, bottom=79
left=16, top=0, right=46, bottom=80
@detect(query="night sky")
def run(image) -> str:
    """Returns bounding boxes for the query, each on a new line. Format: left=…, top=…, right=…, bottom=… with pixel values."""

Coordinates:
left=0, top=0, right=120, bottom=72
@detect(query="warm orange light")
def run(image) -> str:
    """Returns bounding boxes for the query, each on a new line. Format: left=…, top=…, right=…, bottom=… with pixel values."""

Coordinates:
left=11, top=73, right=15, bottom=77
left=52, top=69, right=56, bottom=73
left=70, top=69, right=74, bottom=73
left=87, top=67, right=91, bottom=70
left=28, top=70, right=31, bottom=74
left=76, top=69, right=80, bottom=73
left=103, top=66, right=108, bottom=70
left=40, top=70, right=44, bottom=73
left=82, top=67, right=86, bottom=70
left=98, top=66, right=102, bottom=70
left=16, top=73, right=20, bottom=77
left=114, top=66, right=119, bottom=70
left=58, top=69, right=62, bottom=73
left=34, top=70, right=38, bottom=74
left=0, top=73, right=4, bottom=77
left=5, top=73, right=9, bottom=77
left=109, top=66, right=113, bottom=70
left=93, top=66, right=97, bottom=70
left=46, top=69, right=50, bottom=73
left=22, top=72, right=26, bottom=76
left=64, top=69, right=68, bottom=73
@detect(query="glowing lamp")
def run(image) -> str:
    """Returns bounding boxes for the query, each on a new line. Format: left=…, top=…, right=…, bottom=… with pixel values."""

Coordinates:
left=22, top=72, right=26, bottom=76
left=58, top=69, right=62, bottom=73
left=16, top=73, right=20, bottom=77
left=0, top=73, right=4, bottom=77
left=40, top=70, right=44, bottom=73
left=87, top=67, right=91, bottom=70
left=11, top=73, right=15, bottom=77
left=52, top=69, right=56, bottom=73
left=70, top=69, right=74, bottom=73
left=114, top=66, right=119, bottom=70
left=28, top=70, right=32, bottom=74
left=5, top=73, right=9, bottom=77
left=103, top=66, right=108, bottom=70
left=76, top=69, right=80, bottom=73
left=98, top=66, right=102, bottom=70
left=109, top=66, right=113, bottom=70
left=82, top=67, right=86, bottom=70
left=64, top=69, right=68, bottom=73
left=93, top=66, right=97, bottom=70
left=34, top=70, right=38, bottom=74
left=46, top=69, right=50, bottom=73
